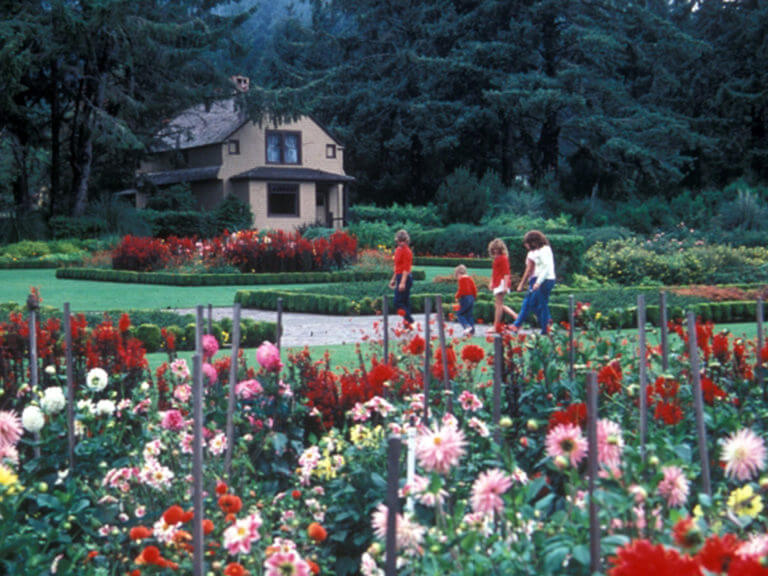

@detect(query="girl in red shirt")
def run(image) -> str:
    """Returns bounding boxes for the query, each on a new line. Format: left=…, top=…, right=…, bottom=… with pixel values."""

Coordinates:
left=454, top=264, right=477, bottom=336
left=389, top=229, right=414, bottom=327
left=488, top=238, right=518, bottom=333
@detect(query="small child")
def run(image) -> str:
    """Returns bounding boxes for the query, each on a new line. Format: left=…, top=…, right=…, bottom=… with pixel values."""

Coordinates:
left=389, top=229, right=414, bottom=328
left=453, top=264, right=477, bottom=336
left=488, top=238, right=518, bottom=333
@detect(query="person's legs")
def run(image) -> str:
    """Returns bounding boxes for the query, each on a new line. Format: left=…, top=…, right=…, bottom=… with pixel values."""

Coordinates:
left=456, top=295, right=471, bottom=329
left=493, top=292, right=505, bottom=332
left=402, top=273, right=414, bottom=324
left=512, top=277, right=537, bottom=329
left=535, top=279, right=555, bottom=334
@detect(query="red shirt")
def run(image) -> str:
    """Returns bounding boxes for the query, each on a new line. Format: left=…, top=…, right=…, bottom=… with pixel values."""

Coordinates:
left=491, top=254, right=510, bottom=289
left=455, top=275, right=477, bottom=299
left=393, top=244, right=413, bottom=275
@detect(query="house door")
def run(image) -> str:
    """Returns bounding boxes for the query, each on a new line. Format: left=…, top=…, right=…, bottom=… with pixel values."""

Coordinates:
left=315, top=184, right=332, bottom=227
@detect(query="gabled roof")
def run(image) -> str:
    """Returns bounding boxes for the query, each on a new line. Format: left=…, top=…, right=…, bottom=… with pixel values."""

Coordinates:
left=231, top=166, right=355, bottom=183
left=152, top=98, right=247, bottom=152
left=140, top=166, right=220, bottom=186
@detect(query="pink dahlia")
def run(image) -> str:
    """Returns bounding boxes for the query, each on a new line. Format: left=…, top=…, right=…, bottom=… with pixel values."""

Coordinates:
left=657, top=465, right=690, bottom=508
left=202, top=362, right=218, bottom=385
left=545, top=423, right=587, bottom=468
left=471, top=468, right=513, bottom=516
left=201, top=334, right=219, bottom=360
left=223, top=512, right=262, bottom=554
left=0, top=410, right=22, bottom=447
left=160, top=409, right=186, bottom=431
left=597, top=419, right=624, bottom=472
left=235, top=379, right=263, bottom=399
left=721, top=428, right=767, bottom=482
left=264, top=550, right=310, bottom=576
left=256, top=341, right=283, bottom=372
left=370, top=504, right=425, bottom=553
left=415, top=422, right=467, bottom=475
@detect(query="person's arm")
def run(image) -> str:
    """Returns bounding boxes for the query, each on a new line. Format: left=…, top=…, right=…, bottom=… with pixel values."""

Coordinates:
left=517, top=258, right=535, bottom=291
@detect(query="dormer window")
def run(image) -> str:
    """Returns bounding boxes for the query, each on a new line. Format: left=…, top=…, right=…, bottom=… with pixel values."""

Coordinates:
left=228, top=140, right=240, bottom=155
left=266, top=130, right=301, bottom=165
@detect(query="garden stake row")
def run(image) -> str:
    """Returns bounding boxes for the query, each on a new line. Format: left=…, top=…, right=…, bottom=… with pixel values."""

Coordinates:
left=405, top=426, right=416, bottom=515
left=192, top=353, right=206, bottom=576
left=423, top=296, right=432, bottom=426
left=435, top=295, right=452, bottom=414
left=568, top=295, right=575, bottom=381
left=276, top=297, right=284, bottom=351
left=758, top=298, right=764, bottom=400
left=493, top=334, right=502, bottom=446
left=687, top=311, right=712, bottom=497
left=637, top=295, right=648, bottom=463
left=384, top=436, right=402, bottom=576
left=224, top=303, right=242, bottom=478
left=586, top=371, right=601, bottom=575
left=64, top=302, right=76, bottom=472
left=660, top=290, right=669, bottom=371
left=382, top=294, right=389, bottom=366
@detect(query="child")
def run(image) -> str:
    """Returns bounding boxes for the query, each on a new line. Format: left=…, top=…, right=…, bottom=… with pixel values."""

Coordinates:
left=389, top=229, right=414, bottom=328
left=512, top=230, right=556, bottom=335
left=488, top=238, right=518, bottom=333
left=453, top=264, right=477, bottom=336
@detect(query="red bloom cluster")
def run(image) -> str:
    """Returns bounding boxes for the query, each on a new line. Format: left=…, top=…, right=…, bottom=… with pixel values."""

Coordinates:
left=647, top=376, right=683, bottom=425
left=598, top=359, right=623, bottom=396
left=406, top=335, right=426, bottom=355
left=431, top=346, right=458, bottom=380
left=548, top=402, right=587, bottom=431
left=112, top=235, right=173, bottom=271
left=460, top=344, right=485, bottom=365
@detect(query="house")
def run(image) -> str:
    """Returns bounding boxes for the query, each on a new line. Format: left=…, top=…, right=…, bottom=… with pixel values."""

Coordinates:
left=137, top=78, right=353, bottom=230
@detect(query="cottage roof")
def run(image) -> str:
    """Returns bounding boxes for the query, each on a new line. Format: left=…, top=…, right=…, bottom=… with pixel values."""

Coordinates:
left=140, top=165, right=220, bottom=186
left=153, top=98, right=247, bottom=152
left=230, top=166, right=355, bottom=183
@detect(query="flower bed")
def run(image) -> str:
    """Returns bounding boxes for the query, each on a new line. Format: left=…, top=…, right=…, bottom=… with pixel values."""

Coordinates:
left=3, top=309, right=768, bottom=574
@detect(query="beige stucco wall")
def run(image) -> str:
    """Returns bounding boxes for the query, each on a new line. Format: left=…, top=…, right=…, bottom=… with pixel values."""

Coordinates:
left=246, top=181, right=317, bottom=231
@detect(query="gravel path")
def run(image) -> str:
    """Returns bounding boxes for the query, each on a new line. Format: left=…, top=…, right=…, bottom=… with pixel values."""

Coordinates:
left=174, top=307, right=495, bottom=348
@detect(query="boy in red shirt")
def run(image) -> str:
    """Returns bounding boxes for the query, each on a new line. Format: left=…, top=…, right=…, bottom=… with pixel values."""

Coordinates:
left=389, top=229, right=414, bottom=327
left=454, top=264, right=477, bottom=336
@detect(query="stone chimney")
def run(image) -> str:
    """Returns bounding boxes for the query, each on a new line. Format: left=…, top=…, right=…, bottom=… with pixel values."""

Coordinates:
left=231, top=75, right=250, bottom=93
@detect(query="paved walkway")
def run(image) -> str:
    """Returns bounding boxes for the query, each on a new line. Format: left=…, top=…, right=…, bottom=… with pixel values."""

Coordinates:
left=175, top=307, right=495, bottom=348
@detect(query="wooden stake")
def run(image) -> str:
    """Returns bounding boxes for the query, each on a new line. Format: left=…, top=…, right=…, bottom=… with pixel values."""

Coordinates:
left=435, top=295, right=452, bottom=413
left=192, top=354, right=205, bottom=576
left=757, top=298, right=764, bottom=398
left=276, top=297, right=284, bottom=352
left=63, top=303, right=75, bottom=472
left=384, top=436, right=402, bottom=576
left=423, top=296, right=432, bottom=426
left=568, top=295, right=575, bottom=380
left=637, top=295, right=647, bottom=462
left=29, top=309, right=38, bottom=390
left=225, top=304, right=241, bottom=478
left=383, top=293, right=389, bottom=364
left=660, top=291, right=669, bottom=372
left=687, top=311, right=712, bottom=497
left=207, top=303, right=213, bottom=335
left=493, top=334, right=503, bottom=445
left=586, top=371, right=601, bottom=575
left=195, top=305, right=204, bottom=355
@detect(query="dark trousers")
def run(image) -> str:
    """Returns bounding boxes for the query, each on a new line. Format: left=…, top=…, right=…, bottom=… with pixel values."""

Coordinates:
left=456, top=295, right=475, bottom=330
left=393, top=273, right=414, bottom=323
left=514, top=277, right=556, bottom=334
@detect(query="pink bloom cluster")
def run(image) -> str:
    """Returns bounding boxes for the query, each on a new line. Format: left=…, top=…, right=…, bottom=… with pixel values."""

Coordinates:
left=721, top=428, right=766, bottom=482
left=415, top=422, right=467, bottom=475
left=471, top=468, right=513, bottom=517
left=545, top=423, right=587, bottom=468
left=257, top=341, right=283, bottom=372
left=223, top=512, right=263, bottom=554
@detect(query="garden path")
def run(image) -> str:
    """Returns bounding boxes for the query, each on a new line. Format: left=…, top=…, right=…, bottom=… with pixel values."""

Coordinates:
left=174, top=307, right=495, bottom=347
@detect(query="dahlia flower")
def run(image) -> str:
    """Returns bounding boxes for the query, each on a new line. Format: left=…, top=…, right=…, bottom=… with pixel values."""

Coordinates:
left=657, top=465, right=689, bottom=508
left=0, top=410, right=22, bottom=447
left=721, top=428, right=767, bottom=482
left=545, top=423, right=587, bottom=468
left=470, top=468, right=512, bottom=516
left=415, top=422, right=466, bottom=475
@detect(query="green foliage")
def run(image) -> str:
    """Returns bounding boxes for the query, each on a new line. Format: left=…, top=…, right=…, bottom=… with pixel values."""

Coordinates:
left=135, top=323, right=163, bottom=352
left=349, top=203, right=443, bottom=228
left=144, top=184, right=196, bottom=211
left=718, top=182, right=768, bottom=231
left=501, top=235, right=586, bottom=280
left=434, top=167, right=489, bottom=225
left=214, top=193, right=253, bottom=233
left=49, top=215, right=107, bottom=240
left=346, top=221, right=394, bottom=250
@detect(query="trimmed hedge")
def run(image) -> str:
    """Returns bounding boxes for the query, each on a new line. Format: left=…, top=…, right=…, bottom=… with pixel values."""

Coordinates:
left=501, top=234, right=585, bottom=280
left=55, top=267, right=424, bottom=286
left=414, top=256, right=492, bottom=269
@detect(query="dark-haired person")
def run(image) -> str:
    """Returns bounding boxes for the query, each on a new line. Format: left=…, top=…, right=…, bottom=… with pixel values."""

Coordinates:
left=511, top=230, right=556, bottom=335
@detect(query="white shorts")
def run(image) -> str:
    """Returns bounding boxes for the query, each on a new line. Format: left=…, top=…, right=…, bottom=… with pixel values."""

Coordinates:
left=493, top=280, right=508, bottom=295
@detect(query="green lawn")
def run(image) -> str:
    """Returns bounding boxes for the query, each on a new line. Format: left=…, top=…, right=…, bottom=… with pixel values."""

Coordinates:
left=0, top=269, right=325, bottom=311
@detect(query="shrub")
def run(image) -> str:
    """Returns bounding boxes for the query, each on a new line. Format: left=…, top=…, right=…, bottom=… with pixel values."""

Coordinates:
left=49, top=215, right=107, bottom=239
left=719, top=184, right=767, bottom=231
left=434, top=167, right=488, bottom=225
left=112, top=236, right=172, bottom=272
left=214, top=193, right=253, bottom=232
left=349, top=203, right=442, bottom=227
left=139, top=210, right=215, bottom=239
left=346, top=221, right=393, bottom=250
left=135, top=324, right=163, bottom=353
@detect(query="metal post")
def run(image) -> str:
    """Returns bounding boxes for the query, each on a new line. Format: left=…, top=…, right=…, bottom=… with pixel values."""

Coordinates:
left=423, top=296, right=432, bottom=426
left=195, top=305, right=204, bottom=355
left=435, top=295, right=452, bottom=413
left=493, top=334, right=503, bottom=445
left=29, top=309, right=38, bottom=390
left=63, top=303, right=75, bottom=471
left=660, top=291, right=669, bottom=372
left=586, top=372, right=600, bottom=575
left=568, top=295, right=575, bottom=380
left=383, top=294, right=389, bottom=364
left=637, top=295, right=647, bottom=462
left=225, top=304, right=241, bottom=478
left=192, top=354, right=205, bottom=576
left=276, top=297, right=284, bottom=352
left=687, top=312, right=712, bottom=497
left=384, top=436, right=402, bottom=576
left=207, top=303, right=213, bottom=335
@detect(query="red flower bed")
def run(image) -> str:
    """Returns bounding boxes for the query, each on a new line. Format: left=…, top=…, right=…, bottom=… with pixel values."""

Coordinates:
left=112, top=235, right=172, bottom=271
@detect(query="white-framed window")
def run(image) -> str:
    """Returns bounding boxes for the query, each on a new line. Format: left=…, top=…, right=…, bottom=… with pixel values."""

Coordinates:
left=266, top=130, right=301, bottom=164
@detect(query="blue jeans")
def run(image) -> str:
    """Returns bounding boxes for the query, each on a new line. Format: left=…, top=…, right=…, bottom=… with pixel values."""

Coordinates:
left=514, top=277, right=555, bottom=334
left=393, top=273, right=414, bottom=323
left=456, top=295, right=475, bottom=331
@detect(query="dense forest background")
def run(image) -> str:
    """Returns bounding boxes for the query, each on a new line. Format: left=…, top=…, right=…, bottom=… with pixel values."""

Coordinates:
left=1, top=0, right=767, bottom=237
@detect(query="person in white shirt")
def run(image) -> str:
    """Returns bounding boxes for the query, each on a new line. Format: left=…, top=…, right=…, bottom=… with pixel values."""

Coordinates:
left=511, top=230, right=556, bottom=335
